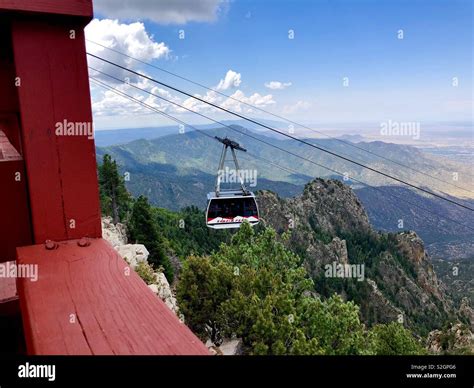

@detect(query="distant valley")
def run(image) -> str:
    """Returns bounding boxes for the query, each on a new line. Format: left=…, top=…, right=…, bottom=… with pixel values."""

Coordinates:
left=96, top=125, right=474, bottom=260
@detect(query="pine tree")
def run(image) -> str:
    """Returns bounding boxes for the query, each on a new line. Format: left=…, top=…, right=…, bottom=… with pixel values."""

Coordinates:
left=129, top=195, right=174, bottom=282
left=177, top=223, right=372, bottom=355
left=370, top=322, right=426, bottom=355
left=98, top=154, right=131, bottom=223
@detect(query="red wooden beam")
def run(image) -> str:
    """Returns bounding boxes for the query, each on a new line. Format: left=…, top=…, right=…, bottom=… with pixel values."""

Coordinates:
left=17, top=238, right=209, bottom=355
left=11, top=17, right=102, bottom=243
left=0, top=57, right=19, bottom=115
left=0, top=0, right=93, bottom=19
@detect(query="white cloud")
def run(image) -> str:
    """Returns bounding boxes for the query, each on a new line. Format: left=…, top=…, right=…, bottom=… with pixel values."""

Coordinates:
left=283, top=100, right=311, bottom=115
left=92, top=86, right=146, bottom=116
left=94, top=0, right=226, bottom=25
left=91, top=63, right=276, bottom=121
left=91, top=69, right=190, bottom=118
left=86, top=19, right=170, bottom=83
left=85, top=21, right=275, bottom=122
left=220, top=90, right=275, bottom=112
left=216, top=70, right=242, bottom=91
left=177, top=83, right=275, bottom=115
left=264, top=81, right=292, bottom=90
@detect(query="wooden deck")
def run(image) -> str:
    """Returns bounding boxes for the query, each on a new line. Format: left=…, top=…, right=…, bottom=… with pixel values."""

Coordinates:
left=16, top=238, right=209, bottom=355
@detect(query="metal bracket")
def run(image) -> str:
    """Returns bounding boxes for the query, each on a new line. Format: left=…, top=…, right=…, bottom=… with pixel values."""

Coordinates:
left=214, top=137, right=249, bottom=197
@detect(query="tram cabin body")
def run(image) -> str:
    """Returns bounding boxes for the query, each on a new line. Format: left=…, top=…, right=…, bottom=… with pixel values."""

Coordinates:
left=206, top=190, right=259, bottom=229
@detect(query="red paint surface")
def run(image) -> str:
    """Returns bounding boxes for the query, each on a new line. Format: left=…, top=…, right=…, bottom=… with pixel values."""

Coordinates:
left=0, top=0, right=92, bottom=18
left=17, top=238, right=210, bottom=355
left=12, top=18, right=102, bottom=242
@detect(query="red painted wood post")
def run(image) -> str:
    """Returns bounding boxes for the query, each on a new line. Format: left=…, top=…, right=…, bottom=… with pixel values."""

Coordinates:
left=0, top=15, right=32, bottom=262
left=5, top=0, right=102, bottom=242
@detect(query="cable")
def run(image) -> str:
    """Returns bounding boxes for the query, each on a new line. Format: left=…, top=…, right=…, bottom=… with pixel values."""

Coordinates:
left=242, top=152, right=474, bottom=233
left=89, top=77, right=474, bottom=233
left=86, top=57, right=474, bottom=212
left=86, top=39, right=474, bottom=195
left=90, top=78, right=216, bottom=141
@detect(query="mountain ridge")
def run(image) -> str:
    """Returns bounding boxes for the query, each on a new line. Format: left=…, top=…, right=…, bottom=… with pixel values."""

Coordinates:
left=257, top=179, right=470, bottom=336
left=96, top=127, right=474, bottom=260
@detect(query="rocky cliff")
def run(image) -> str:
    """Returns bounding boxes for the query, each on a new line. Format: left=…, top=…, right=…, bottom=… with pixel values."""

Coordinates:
left=426, top=322, right=474, bottom=354
left=257, top=178, right=464, bottom=336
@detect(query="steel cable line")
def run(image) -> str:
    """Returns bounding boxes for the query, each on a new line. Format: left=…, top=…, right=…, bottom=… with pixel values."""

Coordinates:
left=86, top=40, right=474, bottom=195
left=86, top=58, right=474, bottom=212
left=89, top=77, right=474, bottom=233
left=90, top=78, right=216, bottom=141
left=240, top=152, right=474, bottom=233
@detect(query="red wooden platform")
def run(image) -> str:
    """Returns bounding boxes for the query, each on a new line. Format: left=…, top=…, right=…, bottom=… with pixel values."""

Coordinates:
left=17, top=238, right=209, bottom=355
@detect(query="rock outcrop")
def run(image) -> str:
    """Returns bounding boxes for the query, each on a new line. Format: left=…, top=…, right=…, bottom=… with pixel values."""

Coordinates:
left=459, top=297, right=474, bottom=330
left=427, top=323, right=474, bottom=354
left=365, top=279, right=403, bottom=323
left=116, top=244, right=149, bottom=268
left=101, top=217, right=127, bottom=247
left=395, top=232, right=446, bottom=301
left=257, top=179, right=456, bottom=335
left=206, top=338, right=243, bottom=356
left=258, top=179, right=371, bottom=235
left=148, top=272, right=179, bottom=314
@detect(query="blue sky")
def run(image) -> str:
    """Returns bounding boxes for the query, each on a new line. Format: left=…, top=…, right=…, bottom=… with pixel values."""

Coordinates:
left=88, top=0, right=473, bottom=129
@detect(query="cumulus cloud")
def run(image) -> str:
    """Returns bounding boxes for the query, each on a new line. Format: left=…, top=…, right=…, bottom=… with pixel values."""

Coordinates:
left=174, top=70, right=275, bottom=115
left=220, top=90, right=275, bottom=112
left=86, top=19, right=170, bottom=83
left=264, top=81, right=292, bottom=90
left=94, top=0, right=226, bottom=25
left=90, top=78, right=176, bottom=117
left=91, top=85, right=147, bottom=116
left=216, top=70, right=242, bottom=91
left=91, top=62, right=275, bottom=119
